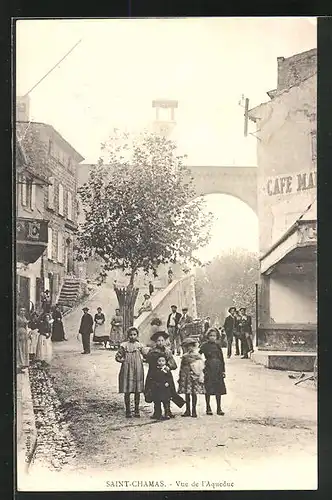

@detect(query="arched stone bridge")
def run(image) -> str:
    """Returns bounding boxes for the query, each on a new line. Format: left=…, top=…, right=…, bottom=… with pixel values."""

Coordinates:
left=187, top=166, right=257, bottom=214
left=78, top=165, right=258, bottom=214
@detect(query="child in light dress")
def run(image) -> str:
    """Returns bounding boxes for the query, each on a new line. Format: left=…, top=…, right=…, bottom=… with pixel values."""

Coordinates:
left=115, top=327, right=146, bottom=418
left=178, top=337, right=205, bottom=417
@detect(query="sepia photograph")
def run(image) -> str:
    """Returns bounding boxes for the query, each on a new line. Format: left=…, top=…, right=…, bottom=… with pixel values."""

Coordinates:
left=14, top=17, right=317, bottom=491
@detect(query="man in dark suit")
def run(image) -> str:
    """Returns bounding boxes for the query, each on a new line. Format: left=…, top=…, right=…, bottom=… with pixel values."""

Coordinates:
left=166, top=305, right=182, bottom=355
left=77, top=307, right=94, bottom=354
left=223, top=307, right=238, bottom=359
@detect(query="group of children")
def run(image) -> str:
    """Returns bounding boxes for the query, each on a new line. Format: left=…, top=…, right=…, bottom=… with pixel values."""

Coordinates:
left=115, top=326, right=227, bottom=420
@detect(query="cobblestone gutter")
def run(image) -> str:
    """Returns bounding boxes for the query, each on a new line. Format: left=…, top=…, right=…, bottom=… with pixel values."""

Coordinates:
left=17, top=370, right=38, bottom=480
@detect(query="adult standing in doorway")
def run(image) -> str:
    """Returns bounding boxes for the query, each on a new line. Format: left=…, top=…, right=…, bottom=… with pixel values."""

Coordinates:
left=41, top=290, right=51, bottom=314
left=238, top=307, right=254, bottom=359
left=223, top=307, right=238, bottom=359
left=166, top=305, right=182, bottom=356
left=77, top=307, right=94, bottom=354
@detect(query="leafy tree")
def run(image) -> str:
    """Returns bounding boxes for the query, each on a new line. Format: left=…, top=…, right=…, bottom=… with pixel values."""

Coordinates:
left=78, top=131, right=213, bottom=331
left=195, top=249, right=259, bottom=328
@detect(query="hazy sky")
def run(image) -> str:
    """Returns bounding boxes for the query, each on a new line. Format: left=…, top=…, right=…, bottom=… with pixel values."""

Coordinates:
left=16, top=17, right=316, bottom=259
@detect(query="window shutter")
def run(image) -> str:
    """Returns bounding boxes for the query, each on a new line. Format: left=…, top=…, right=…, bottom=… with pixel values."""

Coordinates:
left=59, top=184, right=64, bottom=215
left=57, top=232, right=63, bottom=263
left=31, top=182, right=36, bottom=210
left=48, top=177, right=54, bottom=209
left=21, top=176, right=27, bottom=206
left=67, top=191, right=72, bottom=220
left=47, top=227, right=53, bottom=259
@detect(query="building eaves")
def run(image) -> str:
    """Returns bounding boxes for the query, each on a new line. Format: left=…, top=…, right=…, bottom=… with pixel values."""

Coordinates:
left=17, top=121, right=85, bottom=163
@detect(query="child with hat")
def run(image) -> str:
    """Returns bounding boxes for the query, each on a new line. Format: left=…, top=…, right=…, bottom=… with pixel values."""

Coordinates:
left=144, top=330, right=178, bottom=419
left=178, top=338, right=205, bottom=417
left=115, top=327, right=145, bottom=418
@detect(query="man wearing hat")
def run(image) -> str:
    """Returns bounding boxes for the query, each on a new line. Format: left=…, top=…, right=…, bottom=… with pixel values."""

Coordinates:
left=77, top=307, right=94, bottom=354
left=178, top=307, right=194, bottom=345
left=223, top=307, right=239, bottom=358
left=238, top=307, right=254, bottom=358
left=166, top=305, right=182, bottom=356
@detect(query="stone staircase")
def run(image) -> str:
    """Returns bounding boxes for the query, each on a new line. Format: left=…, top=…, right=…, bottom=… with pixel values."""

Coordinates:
left=57, top=277, right=81, bottom=307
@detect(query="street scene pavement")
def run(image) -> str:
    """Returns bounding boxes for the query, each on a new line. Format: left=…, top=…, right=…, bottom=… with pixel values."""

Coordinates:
left=25, top=284, right=317, bottom=491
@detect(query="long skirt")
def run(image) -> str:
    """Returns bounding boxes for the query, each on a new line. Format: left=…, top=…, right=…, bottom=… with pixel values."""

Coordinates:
left=28, top=328, right=39, bottom=355
left=17, top=328, right=29, bottom=369
left=118, top=352, right=144, bottom=393
left=52, top=321, right=65, bottom=342
left=93, top=322, right=108, bottom=343
left=36, top=335, right=53, bottom=364
left=110, top=326, right=123, bottom=346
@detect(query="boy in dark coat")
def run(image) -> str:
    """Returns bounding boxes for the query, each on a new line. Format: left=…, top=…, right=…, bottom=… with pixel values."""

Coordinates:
left=150, top=354, right=177, bottom=420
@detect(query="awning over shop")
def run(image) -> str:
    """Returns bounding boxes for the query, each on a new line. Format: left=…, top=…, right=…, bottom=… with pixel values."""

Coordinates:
left=16, top=218, right=49, bottom=264
left=260, top=201, right=316, bottom=275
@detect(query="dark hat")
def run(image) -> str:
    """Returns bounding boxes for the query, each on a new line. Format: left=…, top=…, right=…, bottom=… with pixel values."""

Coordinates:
left=82, top=307, right=89, bottom=312
left=171, top=305, right=177, bottom=309
left=181, top=337, right=197, bottom=347
left=144, top=294, right=150, bottom=298
left=150, top=330, right=169, bottom=342
left=228, top=307, right=236, bottom=313
left=239, top=307, right=246, bottom=311
left=182, top=307, right=188, bottom=311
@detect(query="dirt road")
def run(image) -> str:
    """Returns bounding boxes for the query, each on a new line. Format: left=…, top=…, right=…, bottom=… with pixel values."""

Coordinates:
left=24, top=287, right=317, bottom=491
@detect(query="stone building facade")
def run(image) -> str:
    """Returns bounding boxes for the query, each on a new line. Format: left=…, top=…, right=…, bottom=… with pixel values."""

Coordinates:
left=17, top=121, right=84, bottom=306
left=248, top=48, right=317, bottom=364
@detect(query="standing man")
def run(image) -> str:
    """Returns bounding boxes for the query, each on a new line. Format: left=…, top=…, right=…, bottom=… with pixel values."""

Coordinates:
left=238, top=307, right=254, bottom=359
left=149, top=281, right=154, bottom=297
left=178, top=307, right=193, bottom=345
left=166, top=305, right=182, bottom=356
left=223, top=307, right=238, bottom=359
left=203, top=316, right=211, bottom=336
left=77, top=307, right=94, bottom=354
left=41, top=290, right=51, bottom=314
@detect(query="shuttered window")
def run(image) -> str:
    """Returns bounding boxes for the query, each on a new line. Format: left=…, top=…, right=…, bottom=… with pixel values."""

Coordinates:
left=48, top=177, right=55, bottom=209
left=47, top=227, right=53, bottom=259
left=67, top=191, right=72, bottom=220
left=31, top=182, right=36, bottom=210
left=57, top=231, right=64, bottom=263
left=21, top=175, right=27, bottom=206
left=58, top=184, right=64, bottom=216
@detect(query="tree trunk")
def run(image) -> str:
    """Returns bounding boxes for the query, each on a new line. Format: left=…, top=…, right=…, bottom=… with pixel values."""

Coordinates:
left=114, top=285, right=139, bottom=334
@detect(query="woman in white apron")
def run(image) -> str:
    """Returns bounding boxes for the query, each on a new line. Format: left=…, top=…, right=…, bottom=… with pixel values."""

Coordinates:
left=93, top=307, right=108, bottom=348
left=28, top=312, right=40, bottom=360
left=36, top=313, right=53, bottom=366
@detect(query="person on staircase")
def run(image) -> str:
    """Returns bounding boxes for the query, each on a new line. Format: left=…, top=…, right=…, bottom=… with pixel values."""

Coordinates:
left=51, top=304, right=67, bottom=342
left=77, top=307, right=94, bottom=354
left=115, top=327, right=145, bottom=418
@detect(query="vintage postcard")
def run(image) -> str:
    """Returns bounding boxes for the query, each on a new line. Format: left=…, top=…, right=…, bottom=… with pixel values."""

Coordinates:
left=15, top=17, right=317, bottom=491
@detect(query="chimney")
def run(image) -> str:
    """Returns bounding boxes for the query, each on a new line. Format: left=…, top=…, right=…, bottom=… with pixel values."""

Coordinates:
left=16, top=95, right=30, bottom=122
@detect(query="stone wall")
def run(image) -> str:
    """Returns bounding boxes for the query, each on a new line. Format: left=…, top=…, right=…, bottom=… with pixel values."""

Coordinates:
left=257, top=325, right=317, bottom=352
left=135, top=274, right=197, bottom=346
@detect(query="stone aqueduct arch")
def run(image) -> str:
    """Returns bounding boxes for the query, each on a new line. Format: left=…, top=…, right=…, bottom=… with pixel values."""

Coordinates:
left=187, top=165, right=258, bottom=214
left=77, top=164, right=258, bottom=214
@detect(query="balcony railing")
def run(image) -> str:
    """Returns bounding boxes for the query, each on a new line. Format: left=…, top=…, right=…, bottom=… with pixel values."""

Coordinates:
left=16, top=218, right=49, bottom=264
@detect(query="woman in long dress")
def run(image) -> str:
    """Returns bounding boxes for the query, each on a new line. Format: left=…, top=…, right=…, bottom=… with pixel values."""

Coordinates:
left=36, top=313, right=53, bottom=367
left=110, top=308, right=124, bottom=349
left=93, top=307, right=108, bottom=348
left=28, top=311, right=40, bottom=361
left=51, top=304, right=66, bottom=342
left=17, top=307, right=29, bottom=373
